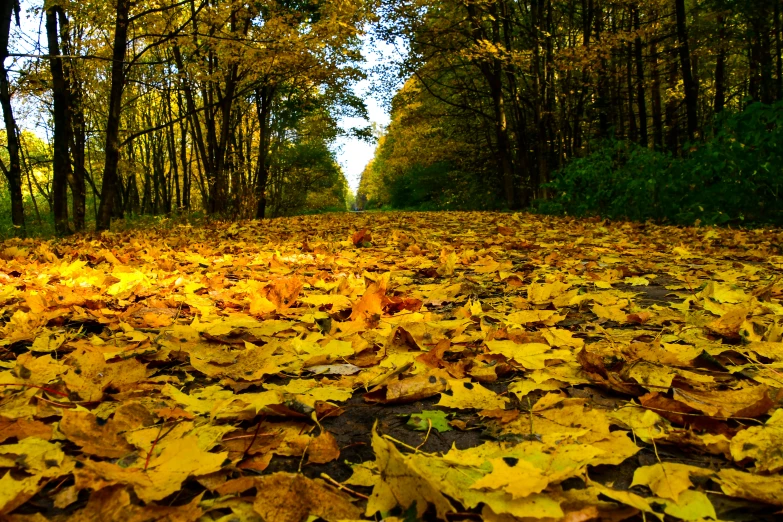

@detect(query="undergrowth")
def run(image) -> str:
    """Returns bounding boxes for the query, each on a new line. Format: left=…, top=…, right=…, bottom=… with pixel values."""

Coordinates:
left=538, top=101, right=783, bottom=226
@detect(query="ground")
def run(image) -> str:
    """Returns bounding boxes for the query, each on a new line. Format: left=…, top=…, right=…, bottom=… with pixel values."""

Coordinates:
left=0, top=212, right=782, bottom=521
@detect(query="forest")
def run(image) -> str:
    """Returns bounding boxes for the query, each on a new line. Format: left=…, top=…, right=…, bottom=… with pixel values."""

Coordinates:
left=1, top=0, right=369, bottom=238
left=2, top=1, right=783, bottom=521
left=2, top=0, right=783, bottom=235
left=359, top=0, right=783, bottom=227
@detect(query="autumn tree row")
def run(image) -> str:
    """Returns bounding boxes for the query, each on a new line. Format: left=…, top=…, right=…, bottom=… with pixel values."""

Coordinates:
left=1, top=0, right=372, bottom=237
left=359, top=0, right=783, bottom=215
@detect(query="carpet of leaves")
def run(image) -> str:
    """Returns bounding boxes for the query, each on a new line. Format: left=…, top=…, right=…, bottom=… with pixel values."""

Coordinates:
left=1, top=212, right=783, bottom=522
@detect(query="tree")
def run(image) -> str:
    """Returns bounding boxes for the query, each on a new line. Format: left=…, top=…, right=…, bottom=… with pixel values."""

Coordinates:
left=96, top=0, right=130, bottom=231
left=1, top=0, right=374, bottom=233
left=58, top=7, right=86, bottom=232
left=363, top=0, right=783, bottom=213
left=675, top=0, right=699, bottom=142
left=46, top=5, right=72, bottom=236
left=0, top=0, right=24, bottom=236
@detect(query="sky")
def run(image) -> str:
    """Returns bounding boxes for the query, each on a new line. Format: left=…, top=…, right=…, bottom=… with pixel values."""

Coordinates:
left=334, top=96, right=389, bottom=195
left=333, top=37, right=400, bottom=194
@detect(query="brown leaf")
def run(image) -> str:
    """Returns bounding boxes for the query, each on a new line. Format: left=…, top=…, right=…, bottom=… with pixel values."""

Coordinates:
left=58, top=410, right=137, bottom=458
left=350, top=276, right=388, bottom=323
left=626, top=312, right=652, bottom=324
left=352, top=229, right=372, bottom=246
left=416, top=338, right=451, bottom=369
left=215, top=476, right=256, bottom=495
left=0, top=417, right=53, bottom=443
left=497, top=224, right=514, bottom=236
left=365, top=370, right=450, bottom=404
left=385, top=296, right=423, bottom=314
left=64, top=486, right=204, bottom=522
left=672, top=384, right=774, bottom=418
left=264, top=276, right=304, bottom=310
left=253, top=472, right=362, bottom=522
left=277, top=431, right=341, bottom=465
left=706, top=307, right=751, bottom=340
left=577, top=347, right=611, bottom=378
left=639, top=392, right=732, bottom=434
left=478, top=409, right=519, bottom=424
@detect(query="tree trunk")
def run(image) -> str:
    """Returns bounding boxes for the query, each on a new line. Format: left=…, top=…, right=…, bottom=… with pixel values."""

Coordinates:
left=254, top=86, right=273, bottom=219
left=758, top=3, right=774, bottom=103
left=650, top=40, right=664, bottom=149
left=571, top=0, right=593, bottom=155
left=165, top=75, right=180, bottom=210
left=633, top=6, right=648, bottom=146
left=213, top=63, right=238, bottom=214
left=466, top=1, right=515, bottom=207
left=173, top=44, right=207, bottom=212
left=544, top=0, right=557, bottom=177
left=594, top=4, right=609, bottom=138
left=501, top=0, right=529, bottom=205
left=96, top=0, right=130, bottom=231
left=666, top=47, right=680, bottom=154
left=573, top=0, right=593, bottom=153
left=626, top=42, right=637, bottom=142
left=530, top=0, right=548, bottom=196
left=489, top=70, right=515, bottom=207
left=714, top=14, right=726, bottom=113
left=674, top=0, right=699, bottom=142
left=46, top=7, right=71, bottom=236
left=776, top=0, right=782, bottom=100
left=178, top=91, right=190, bottom=209
left=58, top=8, right=85, bottom=231
left=0, top=0, right=24, bottom=236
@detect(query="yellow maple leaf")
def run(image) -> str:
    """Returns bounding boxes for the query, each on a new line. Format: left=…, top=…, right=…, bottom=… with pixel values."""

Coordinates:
left=631, top=462, right=712, bottom=501
left=592, top=303, right=628, bottom=322
left=717, top=468, right=783, bottom=506
left=484, top=340, right=571, bottom=369
left=0, top=472, right=43, bottom=515
left=0, top=438, right=74, bottom=478
left=437, top=379, right=509, bottom=410
left=367, top=427, right=455, bottom=519
left=729, top=408, right=783, bottom=472
left=253, top=473, right=362, bottom=521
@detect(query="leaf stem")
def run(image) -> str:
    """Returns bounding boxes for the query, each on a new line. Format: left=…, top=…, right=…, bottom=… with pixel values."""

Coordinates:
left=415, top=417, right=432, bottom=452
left=145, top=423, right=166, bottom=471
left=242, top=415, right=265, bottom=461
left=0, top=383, right=69, bottom=397
left=319, top=473, right=369, bottom=500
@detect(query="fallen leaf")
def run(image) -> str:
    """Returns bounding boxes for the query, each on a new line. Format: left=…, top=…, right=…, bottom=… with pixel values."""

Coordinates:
left=407, top=410, right=452, bottom=432
left=631, top=463, right=713, bottom=501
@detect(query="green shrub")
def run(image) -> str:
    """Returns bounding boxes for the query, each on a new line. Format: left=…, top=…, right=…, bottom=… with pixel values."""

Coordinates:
left=540, top=102, right=783, bottom=226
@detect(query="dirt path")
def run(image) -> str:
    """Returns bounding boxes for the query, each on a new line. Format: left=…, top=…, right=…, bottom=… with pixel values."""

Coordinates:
left=1, top=212, right=782, bottom=520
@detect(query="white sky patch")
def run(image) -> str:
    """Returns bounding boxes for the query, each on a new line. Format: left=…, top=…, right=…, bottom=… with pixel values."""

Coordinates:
left=334, top=35, right=398, bottom=194
left=333, top=97, right=389, bottom=195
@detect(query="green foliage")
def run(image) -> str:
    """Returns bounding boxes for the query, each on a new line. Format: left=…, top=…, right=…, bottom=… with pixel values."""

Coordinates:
left=386, top=163, right=441, bottom=209
left=268, top=141, right=351, bottom=217
left=358, top=77, right=507, bottom=212
left=534, top=140, right=673, bottom=222
left=406, top=410, right=452, bottom=432
left=539, top=102, right=783, bottom=226
left=0, top=196, right=53, bottom=240
left=385, top=162, right=502, bottom=211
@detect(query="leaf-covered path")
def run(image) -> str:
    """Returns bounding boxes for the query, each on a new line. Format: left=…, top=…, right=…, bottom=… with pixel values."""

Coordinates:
left=1, top=212, right=782, bottom=521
